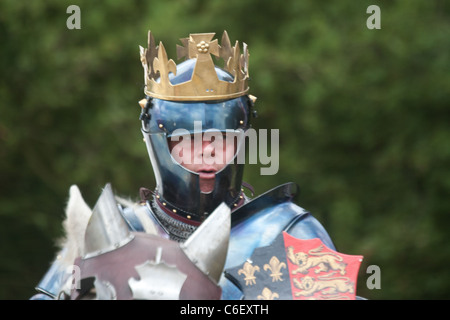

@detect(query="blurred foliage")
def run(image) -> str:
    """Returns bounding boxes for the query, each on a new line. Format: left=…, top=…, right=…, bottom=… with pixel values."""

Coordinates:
left=1, top=0, right=449, bottom=299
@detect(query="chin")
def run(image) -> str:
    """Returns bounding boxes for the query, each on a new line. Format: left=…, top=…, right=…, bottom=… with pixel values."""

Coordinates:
left=199, top=179, right=215, bottom=194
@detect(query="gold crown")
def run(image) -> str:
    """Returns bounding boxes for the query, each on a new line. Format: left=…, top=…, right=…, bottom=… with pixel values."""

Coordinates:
left=139, top=31, right=249, bottom=101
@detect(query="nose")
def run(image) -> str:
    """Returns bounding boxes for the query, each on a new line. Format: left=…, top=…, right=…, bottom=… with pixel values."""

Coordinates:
left=202, top=140, right=216, bottom=157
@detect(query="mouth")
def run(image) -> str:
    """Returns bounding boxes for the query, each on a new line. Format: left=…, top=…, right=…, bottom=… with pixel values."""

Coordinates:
left=198, top=168, right=217, bottom=180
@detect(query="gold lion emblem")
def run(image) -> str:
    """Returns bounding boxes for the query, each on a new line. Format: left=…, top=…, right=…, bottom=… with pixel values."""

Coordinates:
left=286, top=245, right=347, bottom=275
left=293, top=274, right=354, bottom=298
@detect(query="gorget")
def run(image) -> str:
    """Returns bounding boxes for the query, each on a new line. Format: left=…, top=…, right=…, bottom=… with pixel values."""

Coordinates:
left=148, top=198, right=198, bottom=242
left=146, top=191, right=248, bottom=243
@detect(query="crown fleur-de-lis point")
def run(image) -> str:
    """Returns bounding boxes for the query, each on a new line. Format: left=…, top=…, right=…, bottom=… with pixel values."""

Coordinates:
left=240, top=42, right=249, bottom=78
left=226, top=41, right=243, bottom=79
left=152, top=42, right=177, bottom=90
left=219, top=30, right=233, bottom=61
left=146, top=31, right=159, bottom=79
left=139, top=46, right=149, bottom=86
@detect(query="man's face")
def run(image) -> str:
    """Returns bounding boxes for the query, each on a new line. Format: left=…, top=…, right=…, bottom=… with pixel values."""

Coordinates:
left=168, top=132, right=237, bottom=193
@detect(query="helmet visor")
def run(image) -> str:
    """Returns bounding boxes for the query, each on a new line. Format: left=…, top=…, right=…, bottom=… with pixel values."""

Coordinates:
left=144, top=96, right=250, bottom=137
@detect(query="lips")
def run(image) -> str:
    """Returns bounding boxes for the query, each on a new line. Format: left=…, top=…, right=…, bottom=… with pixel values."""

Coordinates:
left=198, top=167, right=217, bottom=180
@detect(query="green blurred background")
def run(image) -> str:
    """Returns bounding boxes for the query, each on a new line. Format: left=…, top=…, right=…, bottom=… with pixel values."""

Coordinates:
left=1, top=0, right=449, bottom=300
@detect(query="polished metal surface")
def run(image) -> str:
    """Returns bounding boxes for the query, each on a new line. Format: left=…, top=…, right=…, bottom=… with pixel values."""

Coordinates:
left=128, top=247, right=188, bottom=300
left=83, top=184, right=135, bottom=258
left=141, top=91, right=250, bottom=220
left=140, top=31, right=249, bottom=101
left=181, top=202, right=231, bottom=283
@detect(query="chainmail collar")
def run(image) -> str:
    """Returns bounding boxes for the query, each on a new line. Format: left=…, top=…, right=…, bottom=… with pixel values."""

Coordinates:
left=148, top=198, right=198, bottom=242
left=146, top=190, right=248, bottom=243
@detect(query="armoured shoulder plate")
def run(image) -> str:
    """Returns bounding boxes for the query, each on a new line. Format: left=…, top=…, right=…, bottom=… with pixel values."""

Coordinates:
left=32, top=248, right=72, bottom=300
left=219, top=182, right=336, bottom=299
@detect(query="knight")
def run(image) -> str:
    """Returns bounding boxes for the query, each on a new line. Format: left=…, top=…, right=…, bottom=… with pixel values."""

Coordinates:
left=32, top=31, right=351, bottom=300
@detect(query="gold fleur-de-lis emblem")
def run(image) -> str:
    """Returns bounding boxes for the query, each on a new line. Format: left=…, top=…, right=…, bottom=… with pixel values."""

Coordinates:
left=238, top=261, right=260, bottom=286
left=257, top=287, right=279, bottom=300
left=263, top=256, right=286, bottom=282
